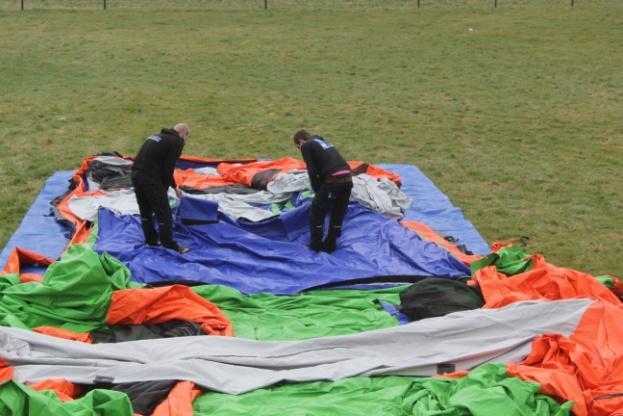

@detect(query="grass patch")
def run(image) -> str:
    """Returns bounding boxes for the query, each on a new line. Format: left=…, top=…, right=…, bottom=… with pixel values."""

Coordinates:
left=0, top=2, right=621, bottom=274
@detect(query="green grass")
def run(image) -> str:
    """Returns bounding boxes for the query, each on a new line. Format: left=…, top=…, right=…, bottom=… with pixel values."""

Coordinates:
left=0, top=1, right=621, bottom=275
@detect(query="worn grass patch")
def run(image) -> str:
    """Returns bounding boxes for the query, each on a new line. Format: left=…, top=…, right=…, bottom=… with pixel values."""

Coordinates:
left=0, top=2, right=621, bottom=274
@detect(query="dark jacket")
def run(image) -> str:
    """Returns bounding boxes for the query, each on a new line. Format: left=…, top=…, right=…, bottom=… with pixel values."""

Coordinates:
left=300, top=136, right=350, bottom=192
left=132, top=128, right=184, bottom=189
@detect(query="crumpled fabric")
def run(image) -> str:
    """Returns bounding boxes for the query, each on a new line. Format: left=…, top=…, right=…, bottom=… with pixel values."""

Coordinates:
left=351, top=173, right=411, bottom=219
left=0, top=380, right=134, bottom=416
left=192, top=363, right=572, bottom=416
left=94, top=200, right=471, bottom=294
left=472, top=255, right=623, bottom=416
left=67, top=188, right=177, bottom=222
left=0, top=299, right=590, bottom=395
left=192, top=285, right=402, bottom=340
left=0, top=244, right=135, bottom=333
left=268, top=171, right=411, bottom=219
left=184, top=191, right=292, bottom=222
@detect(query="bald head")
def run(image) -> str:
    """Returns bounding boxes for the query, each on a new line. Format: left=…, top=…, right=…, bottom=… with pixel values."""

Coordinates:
left=174, top=123, right=190, bottom=140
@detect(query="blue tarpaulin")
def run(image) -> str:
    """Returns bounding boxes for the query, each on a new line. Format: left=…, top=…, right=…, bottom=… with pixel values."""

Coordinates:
left=0, top=171, right=73, bottom=267
left=381, top=164, right=490, bottom=255
left=1, top=164, right=490, bottom=282
left=94, top=198, right=471, bottom=294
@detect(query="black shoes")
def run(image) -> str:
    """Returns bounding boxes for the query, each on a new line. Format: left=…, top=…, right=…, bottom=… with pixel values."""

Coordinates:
left=309, top=240, right=323, bottom=252
left=162, top=242, right=190, bottom=254
left=322, top=239, right=337, bottom=254
left=176, top=245, right=190, bottom=254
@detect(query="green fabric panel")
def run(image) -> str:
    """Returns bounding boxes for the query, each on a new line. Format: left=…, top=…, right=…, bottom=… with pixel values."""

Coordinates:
left=270, top=199, right=297, bottom=215
left=446, top=364, right=572, bottom=416
left=193, top=364, right=572, bottom=416
left=270, top=203, right=281, bottom=215
left=192, top=285, right=403, bottom=340
left=596, top=275, right=614, bottom=288
left=471, top=246, right=532, bottom=276
left=0, top=274, right=20, bottom=292
left=0, top=380, right=134, bottom=416
left=0, top=245, right=133, bottom=332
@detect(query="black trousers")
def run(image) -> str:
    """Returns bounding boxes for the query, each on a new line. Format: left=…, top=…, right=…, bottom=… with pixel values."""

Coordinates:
left=131, top=172, right=175, bottom=248
left=310, top=180, right=353, bottom=243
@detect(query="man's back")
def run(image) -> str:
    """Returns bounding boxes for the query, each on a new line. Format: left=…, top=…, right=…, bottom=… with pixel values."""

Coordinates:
left=301, top=136, right=349, bottom=180
left=132, top=128, right=184, bottom=188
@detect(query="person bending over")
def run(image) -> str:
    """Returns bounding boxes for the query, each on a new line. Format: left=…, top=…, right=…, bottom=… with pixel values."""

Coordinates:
left=131, top=123, right=190, bottom=254
left=294, top=129, right=353, bottom=253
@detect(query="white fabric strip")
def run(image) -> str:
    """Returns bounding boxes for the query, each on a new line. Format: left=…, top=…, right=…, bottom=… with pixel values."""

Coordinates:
left=0, top=299, right=591, bottom=395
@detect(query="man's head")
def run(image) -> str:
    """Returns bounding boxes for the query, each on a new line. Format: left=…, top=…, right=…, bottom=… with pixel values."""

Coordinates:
left=293, top=129, right=312, bottom=149
left=174, top=123, right=191, bottom=140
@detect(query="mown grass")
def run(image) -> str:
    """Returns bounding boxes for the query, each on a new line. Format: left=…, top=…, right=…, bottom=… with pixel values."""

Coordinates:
left=0, top=1, right=621, bottom=274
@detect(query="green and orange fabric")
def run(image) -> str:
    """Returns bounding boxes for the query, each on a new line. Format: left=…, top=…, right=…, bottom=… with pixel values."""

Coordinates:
left=471, top=245, right=533, bottom=276
left=0, top=380, right=134, bottom=416
left=0, top=245, right=232, bottom=337
left=0, top=247, right=54, bottom=284
left=471, top=254, right=623, bottom=416
left=109, top=285, right=232, bottom=336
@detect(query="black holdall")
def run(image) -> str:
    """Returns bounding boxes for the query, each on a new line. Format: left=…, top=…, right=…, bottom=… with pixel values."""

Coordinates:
left=398, top=277, right=485, bottom=322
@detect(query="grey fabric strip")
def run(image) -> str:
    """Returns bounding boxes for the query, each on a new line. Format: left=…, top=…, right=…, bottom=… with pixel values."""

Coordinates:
left=0, top=299, right=591, bottom=395
left=269, top=171, right=412, bottom=219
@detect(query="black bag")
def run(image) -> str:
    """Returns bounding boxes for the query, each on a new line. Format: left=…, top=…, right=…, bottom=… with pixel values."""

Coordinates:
left=399, top=278, right=484, bottom=322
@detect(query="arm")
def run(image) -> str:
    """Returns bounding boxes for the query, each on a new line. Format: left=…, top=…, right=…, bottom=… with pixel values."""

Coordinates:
left=163, top=139, right=183, bottom=190
left=301, top=142, right=320, bottom=192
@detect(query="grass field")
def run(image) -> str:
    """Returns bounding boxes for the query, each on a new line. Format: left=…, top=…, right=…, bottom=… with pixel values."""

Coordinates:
left=0, top=1, right=621, bottom=274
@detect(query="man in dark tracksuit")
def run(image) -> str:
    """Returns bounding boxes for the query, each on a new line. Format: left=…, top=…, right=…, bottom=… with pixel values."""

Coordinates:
left=131, top=123, right=190, bottom=254
left=294, top=129, right=353, bottom=253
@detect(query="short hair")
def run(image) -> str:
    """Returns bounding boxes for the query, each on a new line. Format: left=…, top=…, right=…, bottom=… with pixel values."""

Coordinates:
left=174, top=123, right=190, bottom=137
left=293, top=129, right=311, bottom=145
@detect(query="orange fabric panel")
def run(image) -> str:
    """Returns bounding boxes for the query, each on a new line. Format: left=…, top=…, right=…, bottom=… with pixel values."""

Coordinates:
left=0, top=359, right=13, bottom=383
left=179, top=155, right=256, bottom=165
left=473, top=255, right=623, bottom=415
left=68, top=221, right=92, bottom=246
left=435, top=370, right=469, bottom=379
left=568, top=302, right=623, bottom=390
left=217, top=157, right=306, bottom=187
left=471, top=256, right=621, bottom=309
left=1, top=247, right=54, bottom=276
left=490, top=241, right=513, bottom=252
left=215, top=158, right=402, bottom=188
left=1, top=247, right=54, bottom=284
left=363, top=164, right=401, bottom=184
left=54, top=155, right=135, bottom=250
left=509, top=301, right=623, bottom=416
left=151, top=381, right=202, bottom=416
left=401, top=220, right=483, bottom=265
left=19, top=274, right=43, bottom=283
left=52, top=155, right=109, bottom=249
left=107, top=285, right=233, bottom=336
left=174, top=169, right=239, bottom=190
left=347, top=161, right=402, bottom=185
left=27, top=379, right=80, bottom=402
left=347, top=161, right=367, bottom=174
left=33, top=326, right=93, bottom=343
left=193, top=158, right=402, bottom=189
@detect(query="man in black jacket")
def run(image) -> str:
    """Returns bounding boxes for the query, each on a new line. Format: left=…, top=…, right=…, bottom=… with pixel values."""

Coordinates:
left=131, top=123, right=190, bottom=254
left=294, top=129, right=353, bottom=253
